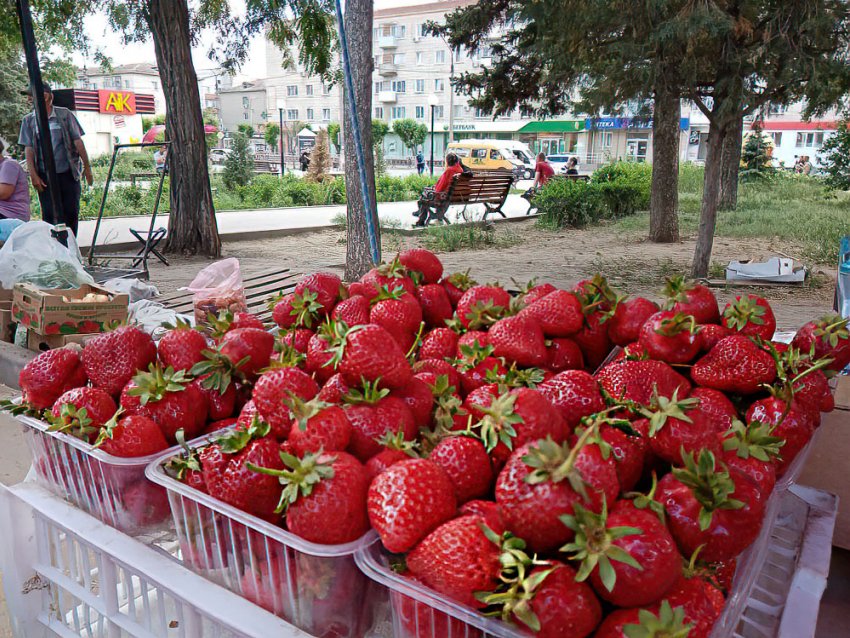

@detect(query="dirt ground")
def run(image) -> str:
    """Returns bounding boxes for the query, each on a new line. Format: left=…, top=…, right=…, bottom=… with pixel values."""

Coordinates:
left=142, top=220, right=836, bottom=332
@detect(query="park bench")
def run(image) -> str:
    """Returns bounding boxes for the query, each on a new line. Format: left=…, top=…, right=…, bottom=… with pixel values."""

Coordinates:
left=129, top=172, right=160, bottom=187
left=417, top=172, right=514, bottom=225
left=522, top=174, right=591, bottom=214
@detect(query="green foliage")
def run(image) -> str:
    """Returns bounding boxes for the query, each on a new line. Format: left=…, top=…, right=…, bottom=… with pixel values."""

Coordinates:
left=265, top=123, right=280, bottom=152
left=376, top=174, right=437, bottom=201
left=372, top=120, right=390, bottom=144
left=328, top=123, right=340, bottom=151
left=678, top=162, right=705, bottom=194
left=222, top=132, right=254, bottom=190
left=740, top=131, right=775, bottom=182
left=592, top=162, right=652, bottom=217
left=393, top=118, right=428, bottom=154
left=535, top=178, right=607, bottom=229
left=237, top=124, right=255, bottom=139
left=818, top=122, right=850, bottom=191
left=422, top=224, right=523, bottom=252
left=373, top=143, right=387, bottom=177
left=0, top=49, right=28, bottom=156
left=203, top=108, right=220, bottom=152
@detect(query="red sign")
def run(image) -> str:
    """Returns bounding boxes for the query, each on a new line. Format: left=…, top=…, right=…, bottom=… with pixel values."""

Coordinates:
left=97, top=90, right=136, bottom=115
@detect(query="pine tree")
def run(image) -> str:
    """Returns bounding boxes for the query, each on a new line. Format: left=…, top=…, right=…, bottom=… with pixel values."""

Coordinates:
left=222, top=132, right=254, bottom=190
left=739, top=131, right=774, bottom=182
left=818, top=121, right=850, bottom=190
left=307, top=129, right=331, bottom=181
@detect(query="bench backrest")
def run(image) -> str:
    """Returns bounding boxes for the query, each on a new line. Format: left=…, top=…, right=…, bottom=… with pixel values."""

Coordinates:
left=446, top=173, right=514, bottom=205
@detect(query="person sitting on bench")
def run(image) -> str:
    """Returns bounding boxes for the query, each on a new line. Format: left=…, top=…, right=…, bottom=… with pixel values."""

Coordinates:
left=413, top=152, right=466, bottom=227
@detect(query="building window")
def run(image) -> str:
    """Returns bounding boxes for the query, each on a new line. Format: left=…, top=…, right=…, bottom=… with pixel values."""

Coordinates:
left=243, top=112, right=249, bottom=120
left=770, top=132, right=782, bottom=146
left=815, top=131, right=825, bottom=146
left=394, top=53, right=405, bottom=64
left=392, top=107, right=406, bottom=119
left=242, top=97, right=249, bottom=108
left=392, top=80, right=406, bottom=93
left=416, top=106, right=425, bottom=119
left=474, top=108, right=487, bottom=118
left=435, top=50, right=446, bottom=64
left=434, top=106, right=444, bottom=119
left=375, top=107, right=384, bottom=119
left=435, top=78, right=445, bottom=92
left=394, top=25, right=406, bottom=38
left=416, top=23, right=426, bottom=37
left=796, top=131, right=824, bottom=147
left=454, top=105, right=463, bottom=118
left=323, top=84, right=331, bottom=95
left=416, top=52, right=423, bottom=65
left=375, top=82, right=382, bottom=94
left=124, top=80, right=131, bottom=88
left=602, top=132, right=613, bottom=147
left=287, top=85, right=298, bottom=96
left=323, top=108, right=331, bottom=120
left=306, top=85, right=313, bottom=96
left=152, top=81, right=158, bottom=89
left=287, top=109, right=298, bottom=120
left=374, top=27, right=380, bottom=39
left=306, top=108, right=314, bottom=120
left=415, top=79, right=425, bottom=93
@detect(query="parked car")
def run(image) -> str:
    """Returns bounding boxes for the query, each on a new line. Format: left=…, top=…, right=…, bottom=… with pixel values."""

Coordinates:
left=446, top=140, right=525, bottom=180
left=209, top=149, right=230, bottom=164
left=546, top=154, right=573, bottom=173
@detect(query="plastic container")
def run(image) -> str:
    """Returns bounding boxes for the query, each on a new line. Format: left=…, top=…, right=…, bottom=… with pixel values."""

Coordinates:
left=17, top=412, right=174, bottom=535
left=0, top=481, right=310, bottom=638
left=146, top=439, right=381, bottom=638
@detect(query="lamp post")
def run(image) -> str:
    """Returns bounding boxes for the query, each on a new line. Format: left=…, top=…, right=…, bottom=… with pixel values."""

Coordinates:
left=278, top=107, right=285, bottom=176
left=428, top=93, right=440, bottom=177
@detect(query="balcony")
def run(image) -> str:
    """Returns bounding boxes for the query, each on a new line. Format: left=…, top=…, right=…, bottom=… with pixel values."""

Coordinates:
left=378, top=34, right=398, bottom=48
left=378, top=62, right=398, bottom=76
left=379, top=90, right=397, bottom=103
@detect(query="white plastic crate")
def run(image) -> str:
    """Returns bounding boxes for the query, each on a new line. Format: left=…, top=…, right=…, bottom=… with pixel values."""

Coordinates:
left=0, top=482, right=310, bottom=638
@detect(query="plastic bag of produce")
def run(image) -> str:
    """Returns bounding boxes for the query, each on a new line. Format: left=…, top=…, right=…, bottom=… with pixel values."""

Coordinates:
left=0, top=221, right=95, bottom=290
left=181, top=258, right=247, bottom=324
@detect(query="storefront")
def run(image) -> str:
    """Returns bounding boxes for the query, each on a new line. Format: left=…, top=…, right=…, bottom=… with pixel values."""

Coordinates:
left=517, top=120, right=586, bottom=157
left=584, top=116, right=690, bottom=166
left=757, top=121, right=837, bottom=169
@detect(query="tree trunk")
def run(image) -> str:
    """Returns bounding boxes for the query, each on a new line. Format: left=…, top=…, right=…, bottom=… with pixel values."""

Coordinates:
left=649, top=83, right=680, bottom=242
left=343, top=0, right=379, bottom=280
left=691, top=123, right=727, bottom=278
left=145, top=0, right=220, bottom=257
left=719, top=113, right=743, bottom=210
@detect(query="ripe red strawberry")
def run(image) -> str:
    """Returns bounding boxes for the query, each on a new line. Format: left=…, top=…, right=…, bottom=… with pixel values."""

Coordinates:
left=793, top=315, right=850, bottom=371
left=218, top=328, right=274, bottom=378
left=573, top=311, right=613, bottom=371
left=399, top=248, right=443, bottom=284
left=608, top=297, right=660, bottom=346
left=456, top=329, right=489, bottom=354
left=538, top=370, right=605, bottom=431
left=360, top=259, right=416, bottom=300
left=305, top=329, right=338, bottom=384
left=367, top=458, right=457, bottom=553
left=417, top=283, right=453, bottom=328
left=616, top=341, right=650, bottom=361
left=594, top=600, right=701, bottom=638
left=316, top=373, right=350, bottom=404
left=295, top=271, right=343, bottom=314
left=455, top=343, right=508, bottom=395
left=158, top=320, right=209, bottom=372
left=20, top=345, right=88, bottom=410
left=121, top=364, right=208, bottom=443
left=280, top=328, right=313, bottom=354
left=599, top=424, right=647, bottom=492
left=596, top=359, right=691, bottom=409
left=440, top=270, right=476, bottom=307
left=50, top=387, right=117, bottom=441
left=662, top=276, right=720, bottom=325
left=345, top=388, right=417, bottom=461
left=573, top=274, right=618, bottom=312
left=642, top=391, right=722, bottom=466
left=419, top=327, right=458, bottom=360
left=365, top=448, right=410, bottom=478
left=96, top=414, right=169, bottom=457
left=82, top=326, right=157, bottom=397
left=252, top=367, right=319, bottom=439
left=496, top=435, right=620, bottom=554
left=391, top=376, right=434, bottom=429
left=689, top=388, right=738, bottom=437
left=661, top=576, right=723, bottom=638
left=429, top=435, right=493, bottom=503
left=459, top=500, right=507, bottom=532
left=286, top=399, right=351, bottom=456
left=746, top=397, right=813, bottom=474
left=561, top=499, right=681, bottom=608
left=331, top=323, right=412, bottom=389
left=691, top=335, right=777, bottom=394
left=208, top=309, right=265, bottom=341
left=522, top=281, right=557, bottom=305
left=519, top=289, right=583, bottom=337
left=194, top=375, right=237, bottom=421
left=370, top=289, right=423, bottom=348
left=721, top=419, right=783, bottom=495
left=414, top=358, right=462, bottom=392
left=273, top=291, right=323, bottom=329
left=456, top=285, right=511, bottom=329
left=789, top=365, right=834, bottom=426
left=407, top=514, right=502, bottom=608
left=698, top=323, right=734, bottom=352
left=203, top=418, right=238, bottom=435
left=331, top=295, right=370, bottom=327
left=488, top=314, right=548, bottom=368
left=657, top=450, right=766, bottom=562
left=546, top=337, right=584, bottom=372
left=639, top=311, right=702, bottom=364
left=722, top=295, right=776, bottom=340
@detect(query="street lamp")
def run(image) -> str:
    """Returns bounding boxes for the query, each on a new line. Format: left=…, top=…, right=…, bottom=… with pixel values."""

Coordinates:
left=428, top=93, right=440, bottom=177
left=277, top=99, right=286, bottom=177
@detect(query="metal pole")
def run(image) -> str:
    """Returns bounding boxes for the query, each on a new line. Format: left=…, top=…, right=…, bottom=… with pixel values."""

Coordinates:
left=279, top=108, right=285, bottom=176
left=430, top=105, right=435, bottom=177
left=15, top=0, right=62, bottom=224
left=448, top=46, right=455, bottom=144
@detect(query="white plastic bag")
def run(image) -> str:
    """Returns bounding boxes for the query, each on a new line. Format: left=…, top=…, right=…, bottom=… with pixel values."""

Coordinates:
left=104, top=277, right=160, bottom=304
left=180, top=258, right=247, bottom=324
left=0, top=221, right=95, bottom=289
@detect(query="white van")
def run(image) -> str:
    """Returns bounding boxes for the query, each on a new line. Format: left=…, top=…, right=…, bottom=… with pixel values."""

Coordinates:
left=498, top=140, right=536, bottom=179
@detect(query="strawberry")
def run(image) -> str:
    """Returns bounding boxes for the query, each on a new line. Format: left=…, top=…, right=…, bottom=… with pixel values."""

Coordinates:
left=344, top=383, right=417, bottom=461
left=295, top=271, right=343, bottom=314
left=690, top=387, right=738, bottom=436
left=776, top=347, right=835, bottom=425
left=661, top=576, right=722, bottom=638
left=496, top=432, right=620, bottom=554
left=607, top=297, right=660, bottom=346
left=721, top=419, right=783, bottom=495
left=330, top=295, right=371, bottom=327
left=746, top=397, right=813, bottom=474
left=391, top=376, right=434, bottom=429
left=248, top=449, right=370, bottom=544
left=455, top=285, right=511, bottom=329
left=82, top=326, right=157, bottom=397
left=158, top=319, right=209, bottom=372
left=208, top=309, right=265, bottom=341
left=573, top=310, right=613, bottom=371
left=49, top=387, right=117, bottom=441
left=656, top=450, right=766, bottom=562
left=522, top=281, right=557, bottom=305
left=252, top=367, right=319, bottom=439
left=286, top=398, right=352, bottom=456
left=328, top=323, right=412, bottom=389
left=488, top=314, right=548, bottom=368
left=440, top=270, right=476, bottom=307
left=121, top=364, right=208, bottom=442
left=360, top=259, right=416, bottom=300
left=414, top=358, right=462, bottom=392
left=407, top=514, right=502, bottom=608
left=95, top=414, right=169, bottom=457
left=305, top=326, right=339, bottom=384
left=235, top=399, right=258, bottom=429
left=573, top=274, right=618, bottom=312
left=364, top=428, right=419, bottom=478
left=367, top=458, right=457, bottom=553
left=639, top=311, right=702, bottom=364
left=316, top=373, right=351, bottom=404
left=417, top=283, right=453, bottom=328
left=20, top=345, right=88, bottom=410
left=561, top=499, right=681, bottom=608
left=691, top=335, right=777, bottom=394
left=456, top=329, right=490, bottom=354
left=369, top=287, right=423, bottom=348
left=518, top=289, right=583, bottom=337
left=538, top=370, right=605, bottom=431
left=661, top=276, right=720, bottom=325
left=792, top=314, right=850, bottom=372
left=429, top=435, right=494, bottom=503
left=398, top=248, right=443, bottom=284
left=203, top=418, right=238, bottom=435
left=698, top=323, right=734, bottom=352
left=599, top=424, right=647, bottom=492
left=546, top=337, right=584, bottom=372
left=280, top=327, right=313, bottom=354
left=617, top=341, right=650, bottom=361
left=596, top=359, right=691, bottom=409
left=218, top=328, right=274, bottom=378
left=200, top=418, right=284, bottom=522
left=594, top=601, right=697, bottom=638
left=273, top=291, right=323, bottom=329
left=119, top=480, right=171, bottom=530
left=722, top=295, right=776, bottom=340
left=641, top=390, right=722, bottom=466
left=455, top=343, right=508, bottom=395
left=459, top=500, right=507, bottom=533
left=419, top=327, right=458, bottom=360
left=194, top=375, right=237, bottom=421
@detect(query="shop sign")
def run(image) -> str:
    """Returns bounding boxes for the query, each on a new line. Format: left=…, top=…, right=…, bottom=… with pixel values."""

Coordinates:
left=688, top=129, right=701, bottom=145
left=98, top=90, right=137, bottom=115
left=454, top=124, right=476, bottom=131
left=586, top=117, right=690, bottom=131
left=114, top=115, right=126, bottom=128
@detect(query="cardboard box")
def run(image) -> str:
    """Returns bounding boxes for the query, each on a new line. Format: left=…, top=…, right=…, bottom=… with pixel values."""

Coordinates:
left=12, top=283, right=128, bottom=336
left=26, top=331, right=94, bottom=352
left=0, top=286, right=12, bottom=303
left=0, top=301, right=13, bottom=343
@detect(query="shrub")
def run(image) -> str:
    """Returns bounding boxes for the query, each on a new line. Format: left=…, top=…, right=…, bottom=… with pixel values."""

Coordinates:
left=534, top=178, right=607, bottom=228
left=592, top=161, right=651, bottom=216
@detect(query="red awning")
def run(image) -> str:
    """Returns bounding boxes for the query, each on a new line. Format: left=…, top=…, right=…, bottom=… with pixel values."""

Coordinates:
left=757, top=121, right=837, bottom=131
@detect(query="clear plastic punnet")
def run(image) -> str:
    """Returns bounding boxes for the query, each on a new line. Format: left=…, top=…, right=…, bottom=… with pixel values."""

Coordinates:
left=18, top=412, right=174, bottom=535
left=146, top=438, right=382, bottom=637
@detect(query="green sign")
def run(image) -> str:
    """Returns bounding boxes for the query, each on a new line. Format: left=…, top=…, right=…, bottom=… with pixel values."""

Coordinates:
left=519, top=120, right=585, bottom=133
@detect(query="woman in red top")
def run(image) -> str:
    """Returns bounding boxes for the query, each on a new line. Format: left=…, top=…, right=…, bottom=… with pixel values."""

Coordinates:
left=533, top=152, right=555, bottom=187
left=414, top=152, right=465, bottom=226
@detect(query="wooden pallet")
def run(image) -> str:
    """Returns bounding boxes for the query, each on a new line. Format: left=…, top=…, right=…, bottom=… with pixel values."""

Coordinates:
left=158, top=267, right=300, bottom=323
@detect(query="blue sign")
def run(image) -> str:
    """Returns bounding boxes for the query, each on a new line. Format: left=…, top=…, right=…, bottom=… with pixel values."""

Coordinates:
left=585, top=117, right=690, bottom=131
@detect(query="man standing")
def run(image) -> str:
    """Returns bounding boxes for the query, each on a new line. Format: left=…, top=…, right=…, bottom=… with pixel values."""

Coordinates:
left=18, top=84, right=93, bottom=237
left=416, top=149, right=425, bottom=175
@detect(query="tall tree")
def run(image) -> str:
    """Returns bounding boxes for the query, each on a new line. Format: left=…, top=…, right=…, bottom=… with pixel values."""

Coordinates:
left=393, top=118, right=428, bottom=155
left=719, top=114, right=743, bottom=210
left=265, top=122, right=280, bottom=152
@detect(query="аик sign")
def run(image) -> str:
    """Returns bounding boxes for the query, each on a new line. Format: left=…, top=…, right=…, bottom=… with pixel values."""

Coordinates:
left=97, top=90, right=136, bottom=115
